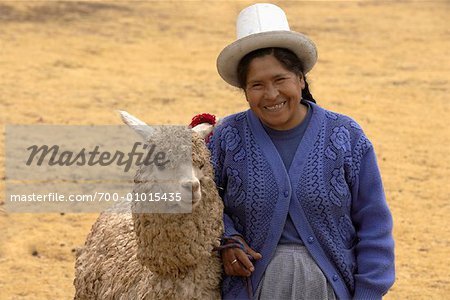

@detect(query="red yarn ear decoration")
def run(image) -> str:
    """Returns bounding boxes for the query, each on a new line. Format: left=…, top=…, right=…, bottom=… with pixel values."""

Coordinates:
left=189, top=113, right=216, bottom=128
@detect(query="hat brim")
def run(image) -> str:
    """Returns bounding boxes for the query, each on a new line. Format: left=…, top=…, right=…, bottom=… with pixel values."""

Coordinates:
left=217, top=30, right=318, bottom=87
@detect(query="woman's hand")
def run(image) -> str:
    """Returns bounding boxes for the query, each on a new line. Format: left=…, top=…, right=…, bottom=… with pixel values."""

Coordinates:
left=222, top=236, right=262, bottom=277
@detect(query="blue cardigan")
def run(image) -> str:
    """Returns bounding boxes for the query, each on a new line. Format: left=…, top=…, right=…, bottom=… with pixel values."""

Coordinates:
left=208, top=102, right=395, bottom=300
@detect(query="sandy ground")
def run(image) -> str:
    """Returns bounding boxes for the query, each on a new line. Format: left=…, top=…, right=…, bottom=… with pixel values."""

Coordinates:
left=0, top=1, right=449, bottom=299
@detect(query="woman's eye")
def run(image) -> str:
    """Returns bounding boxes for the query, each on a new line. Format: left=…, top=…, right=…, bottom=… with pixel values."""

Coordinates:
left=251, top=83, right=262, bottom=89
left=276, top=77, right=286, bottom=82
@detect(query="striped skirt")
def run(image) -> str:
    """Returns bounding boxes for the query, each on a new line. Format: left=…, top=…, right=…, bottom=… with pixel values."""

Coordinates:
left=254, top=244, right=337, bottom=300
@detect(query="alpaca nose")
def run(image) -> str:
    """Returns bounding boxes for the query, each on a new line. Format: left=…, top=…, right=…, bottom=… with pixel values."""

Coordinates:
left=181, top=179, right=200, bottom=191
left=192, top=180, right=200, bottom=192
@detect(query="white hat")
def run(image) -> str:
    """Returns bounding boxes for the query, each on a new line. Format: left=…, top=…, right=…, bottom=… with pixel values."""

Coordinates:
left=217, top=3, right=318, bottom=87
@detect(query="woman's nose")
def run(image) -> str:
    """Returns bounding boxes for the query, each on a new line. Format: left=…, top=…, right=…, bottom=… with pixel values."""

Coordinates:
left=264, top=83, right=279, bottom=100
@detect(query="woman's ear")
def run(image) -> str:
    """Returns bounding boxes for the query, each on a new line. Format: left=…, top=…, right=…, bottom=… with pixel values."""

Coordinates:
left=298, top=73, right=306, bottom=89
left=244, top=89, right=250, bottom=103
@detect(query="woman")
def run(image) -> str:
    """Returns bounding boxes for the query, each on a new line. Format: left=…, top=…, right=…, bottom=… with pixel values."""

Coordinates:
left=208, top=3, right=395, bottom=300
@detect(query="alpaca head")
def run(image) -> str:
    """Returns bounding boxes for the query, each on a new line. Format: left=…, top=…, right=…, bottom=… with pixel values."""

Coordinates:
left=119, top=111, right=215, bottom=212
left=119, top=111, right=223, bottom=275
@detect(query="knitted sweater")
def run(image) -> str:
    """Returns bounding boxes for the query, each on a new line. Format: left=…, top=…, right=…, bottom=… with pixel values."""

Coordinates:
left=208, top=102, right=395, bottom=300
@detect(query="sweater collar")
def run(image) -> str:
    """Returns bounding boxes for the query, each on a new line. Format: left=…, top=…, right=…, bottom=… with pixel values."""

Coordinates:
left=246, top=101, right=325, bottom=179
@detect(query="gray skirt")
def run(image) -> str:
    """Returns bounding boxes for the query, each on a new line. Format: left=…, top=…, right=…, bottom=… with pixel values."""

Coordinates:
left=254, top=244, right=337, bottom=300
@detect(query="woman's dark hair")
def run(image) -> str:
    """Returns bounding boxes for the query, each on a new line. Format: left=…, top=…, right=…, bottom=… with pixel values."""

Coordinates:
left=237, top=47, right=316, bottom=103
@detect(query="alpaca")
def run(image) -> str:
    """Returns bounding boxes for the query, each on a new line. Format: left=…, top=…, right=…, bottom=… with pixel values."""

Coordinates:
left=73, top=112, right=224, bottom=299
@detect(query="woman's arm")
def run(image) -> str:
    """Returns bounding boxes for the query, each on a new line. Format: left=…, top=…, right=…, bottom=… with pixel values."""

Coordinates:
left=208, top=124, right=242, bottom=238
left=207, top=121, right=262, bottom=276
left=351, top=142, right=395, bottom=299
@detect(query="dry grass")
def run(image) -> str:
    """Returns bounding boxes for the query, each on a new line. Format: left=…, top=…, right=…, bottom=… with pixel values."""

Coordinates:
left=0, top=1, right=449, bottom=299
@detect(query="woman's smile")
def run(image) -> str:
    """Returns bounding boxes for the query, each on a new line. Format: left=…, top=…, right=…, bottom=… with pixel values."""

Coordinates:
left=264, top=100, right=287, bottom=112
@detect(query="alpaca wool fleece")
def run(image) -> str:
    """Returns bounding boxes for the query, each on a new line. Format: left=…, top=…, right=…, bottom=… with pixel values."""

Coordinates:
left=74, top=131, right=224, bottom=300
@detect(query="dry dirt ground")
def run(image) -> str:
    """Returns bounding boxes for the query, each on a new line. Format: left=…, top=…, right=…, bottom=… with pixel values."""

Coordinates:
left=0, top=1, right=449, bottom=299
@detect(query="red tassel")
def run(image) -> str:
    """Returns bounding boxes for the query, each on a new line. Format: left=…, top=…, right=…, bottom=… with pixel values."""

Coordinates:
left=189, top=113, right=216, bottom=128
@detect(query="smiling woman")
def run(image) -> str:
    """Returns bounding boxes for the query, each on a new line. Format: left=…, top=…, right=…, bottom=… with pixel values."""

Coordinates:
left=210, top=3, right=395, bottom=300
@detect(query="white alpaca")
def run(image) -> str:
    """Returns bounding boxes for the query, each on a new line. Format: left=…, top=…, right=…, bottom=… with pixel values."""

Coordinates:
left=74, top=112, right=224, bottom=299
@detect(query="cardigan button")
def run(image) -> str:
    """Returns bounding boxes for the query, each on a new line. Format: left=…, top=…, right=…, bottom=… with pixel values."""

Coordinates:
left=283, top=190, right=289, bottom=197
left=307, top=236, right=314, bottom=243
left=332, top=274, right=339, bottom=281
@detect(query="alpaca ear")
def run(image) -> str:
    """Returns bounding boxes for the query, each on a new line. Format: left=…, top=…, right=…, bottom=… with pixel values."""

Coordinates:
left=191, top=117, right=222, bottom=140
left=118, top=110, right=154, bottom=141
left=191, top=123, right=214, bottom=139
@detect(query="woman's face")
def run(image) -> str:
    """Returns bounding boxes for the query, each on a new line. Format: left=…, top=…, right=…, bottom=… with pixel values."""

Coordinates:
left=244, top=54, right=305, bottom=131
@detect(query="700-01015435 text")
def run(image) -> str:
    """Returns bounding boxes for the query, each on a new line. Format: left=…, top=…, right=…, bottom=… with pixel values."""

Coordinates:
left=8, top=192, right=182, bottom=202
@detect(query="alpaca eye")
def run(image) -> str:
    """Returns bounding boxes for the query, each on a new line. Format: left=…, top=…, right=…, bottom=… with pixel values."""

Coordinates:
left=199, top=163, right=205, bottom=170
